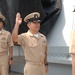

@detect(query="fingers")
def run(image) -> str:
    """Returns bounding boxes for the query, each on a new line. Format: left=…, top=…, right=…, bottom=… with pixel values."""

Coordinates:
left=16, top=13, right=21, bottom=19
left=15, top=13, right=22, bottom=25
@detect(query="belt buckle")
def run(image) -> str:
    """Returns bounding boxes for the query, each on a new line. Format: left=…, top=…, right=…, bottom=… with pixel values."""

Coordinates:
left=39, top=61, right=43, bottom=66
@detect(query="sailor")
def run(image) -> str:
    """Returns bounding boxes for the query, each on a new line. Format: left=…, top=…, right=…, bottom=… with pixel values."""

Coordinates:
left=12, top=12, right=48, bottom=75
left=0, top=13, right=13, bottom=75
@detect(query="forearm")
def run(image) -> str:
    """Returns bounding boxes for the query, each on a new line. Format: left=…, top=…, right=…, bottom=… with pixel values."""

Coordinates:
left=44, top=54, right=48, bottom=65
left=9, top=47, right=13, bottom=66
left=44, top=46, right=48, bottom=65
left=12, top=13, right=22, bottom=43
left=44, top=53, right=48, bottom=73
left=9, top=47, right=13, bottom=59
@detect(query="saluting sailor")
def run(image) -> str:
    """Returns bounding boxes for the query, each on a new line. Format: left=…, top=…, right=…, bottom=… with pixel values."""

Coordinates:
left=12, top=12, right=48, bottom=75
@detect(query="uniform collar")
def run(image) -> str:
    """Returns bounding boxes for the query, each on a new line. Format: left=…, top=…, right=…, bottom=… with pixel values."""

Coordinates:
left=1, top=29, right=5, bottom=34
left=27, top=30, right=44, bottom=39
left=27, top=30, right=34, bottom=36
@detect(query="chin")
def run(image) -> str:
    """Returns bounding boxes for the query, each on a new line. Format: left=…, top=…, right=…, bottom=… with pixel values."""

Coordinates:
left=35, top=29, right=39, bottom=31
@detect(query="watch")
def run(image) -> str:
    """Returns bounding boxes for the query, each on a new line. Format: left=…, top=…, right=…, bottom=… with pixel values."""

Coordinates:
left=10, top=57, right=13, bottom=60
left=45, top=63, right=48, bottom=66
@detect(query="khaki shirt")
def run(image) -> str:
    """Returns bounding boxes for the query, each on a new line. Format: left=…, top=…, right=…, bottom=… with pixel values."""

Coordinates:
left=18, top=30, right=48, bottom=62
left=69, top=30, right=75, bottom=53
left=0, top=29, right=13, bottom=53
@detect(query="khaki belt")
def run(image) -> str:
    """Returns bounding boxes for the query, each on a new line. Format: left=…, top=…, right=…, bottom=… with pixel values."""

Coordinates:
left=26, top=61, right=44, bottom=66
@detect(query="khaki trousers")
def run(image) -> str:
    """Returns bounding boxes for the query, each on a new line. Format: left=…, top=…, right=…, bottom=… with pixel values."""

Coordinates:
left=24, top=61, right=46, bottom=75
left=0, top=54, right=8, bottom=75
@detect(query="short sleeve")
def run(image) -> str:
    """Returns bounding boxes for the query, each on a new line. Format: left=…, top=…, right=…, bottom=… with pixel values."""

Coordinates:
left=7, top=33, right=13, bottom=47
left=45, top=39, right=48, bottom=54
left=18, top=34, right=25, bottom=46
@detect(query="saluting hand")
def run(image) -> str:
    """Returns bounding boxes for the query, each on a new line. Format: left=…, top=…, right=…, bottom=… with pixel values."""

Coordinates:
left=16, top=13, right=22, bottom=25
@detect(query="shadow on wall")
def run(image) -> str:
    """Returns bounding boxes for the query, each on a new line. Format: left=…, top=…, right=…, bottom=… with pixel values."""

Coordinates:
left=47, top=0, right=67, bottom=46
left=0, top=0, right=62, bottom=36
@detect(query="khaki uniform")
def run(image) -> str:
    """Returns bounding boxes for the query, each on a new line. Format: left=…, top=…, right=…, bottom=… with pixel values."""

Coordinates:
left=69, top=30, right=75, bottom=53
left=0, top=29, right=13, bottom=75
left=18, top=30, right=48, bottom=75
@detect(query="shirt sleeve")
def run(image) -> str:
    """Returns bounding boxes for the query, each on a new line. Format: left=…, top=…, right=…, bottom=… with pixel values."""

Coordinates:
left=7, top=33, right=13, bottom=47
left=18, top=34, right=25, bottom=46
left=43, top=35, right=48, bottom=54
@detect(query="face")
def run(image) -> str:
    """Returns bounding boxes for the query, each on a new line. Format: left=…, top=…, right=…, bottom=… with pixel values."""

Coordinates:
left=27, top=21, right=40, bottom=33
left=0, top=21, right=3, bottom=30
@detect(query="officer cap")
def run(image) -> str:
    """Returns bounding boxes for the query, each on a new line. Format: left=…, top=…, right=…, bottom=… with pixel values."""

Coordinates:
left=24, top=12, right=41, bottom=23
left=0, top=12, right=5, bottom=21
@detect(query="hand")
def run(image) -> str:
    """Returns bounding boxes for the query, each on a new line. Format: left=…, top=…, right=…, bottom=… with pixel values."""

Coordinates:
left=16, top=13, right=22, bottom=25
left=8, top=59, right=13, bottom=66
left=45, top=66, right=48, bottom=73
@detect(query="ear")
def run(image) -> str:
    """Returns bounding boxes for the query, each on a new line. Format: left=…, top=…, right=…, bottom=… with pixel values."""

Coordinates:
left=27, top=23, right=30, bottom=28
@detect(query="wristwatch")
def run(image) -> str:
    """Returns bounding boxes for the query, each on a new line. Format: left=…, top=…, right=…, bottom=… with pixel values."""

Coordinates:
left=45, top=63, right=48, bottom=66
left=10, top=57, right=13, bottom=60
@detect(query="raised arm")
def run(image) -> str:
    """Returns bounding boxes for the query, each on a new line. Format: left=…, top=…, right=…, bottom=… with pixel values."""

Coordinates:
left=12, top=13, right=22, bottom=43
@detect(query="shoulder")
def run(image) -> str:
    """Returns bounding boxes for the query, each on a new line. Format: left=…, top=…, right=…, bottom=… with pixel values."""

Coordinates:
left=39, top=33, right=47, bottom=42
left=19, top=32, right=26, bottom=36
left=18, top=32, right=27, bottom=39
left=3, top=29, right=11, bottom=35
left=39, top=32, right=46, bottom=38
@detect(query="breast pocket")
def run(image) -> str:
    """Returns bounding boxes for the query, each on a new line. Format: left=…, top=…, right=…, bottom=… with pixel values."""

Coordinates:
left=1, top=38, right=7, bottom=49
left=28, top=43, right=37, bottom=47
left=42, top=41, right=47, bottom=47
